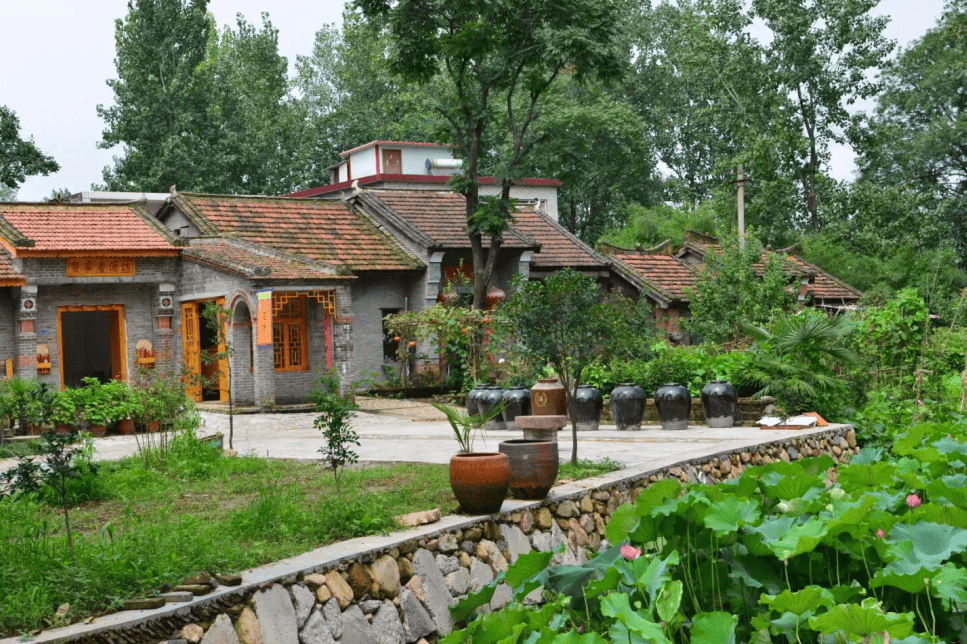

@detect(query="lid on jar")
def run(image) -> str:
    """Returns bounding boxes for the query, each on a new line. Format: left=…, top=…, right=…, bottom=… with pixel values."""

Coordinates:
left=661, top=382, right=681, bottom=387
left=618, top=382, right=637, bottom=387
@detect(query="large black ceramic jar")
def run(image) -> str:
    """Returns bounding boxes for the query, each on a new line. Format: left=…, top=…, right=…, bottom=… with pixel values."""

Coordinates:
left=655, top=383, right=691, bottom=430
left=466, top=382, right=490, bottom=416
left=478, top=386, right=507, bottom=430
left=701, top=380, right=738, bottom=428
left=501, top=387, right=531, bottom=428
left=610, top=383, right=646, bottom=431
left=571, top=385, right=603, bottom=431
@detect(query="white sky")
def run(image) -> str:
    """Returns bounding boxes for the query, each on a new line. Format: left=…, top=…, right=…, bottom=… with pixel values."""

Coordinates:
left=0, top=0, right=946, bottom=201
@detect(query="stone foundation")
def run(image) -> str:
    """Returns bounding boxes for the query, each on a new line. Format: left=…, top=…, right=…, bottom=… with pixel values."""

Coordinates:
left=3, top=426, right=858, bottom=644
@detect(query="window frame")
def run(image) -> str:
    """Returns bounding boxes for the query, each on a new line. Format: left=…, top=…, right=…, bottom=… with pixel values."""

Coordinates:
left=273, top=295, right=308, bottom=372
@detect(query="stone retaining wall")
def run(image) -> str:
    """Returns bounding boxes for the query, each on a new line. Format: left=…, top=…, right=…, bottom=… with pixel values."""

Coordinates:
left=5, top=426, right=858, bottom=644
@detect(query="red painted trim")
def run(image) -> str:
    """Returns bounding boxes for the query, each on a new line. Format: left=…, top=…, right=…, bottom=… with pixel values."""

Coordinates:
left=375, top=145, right=381, bottom=174
left=283, top=174, right=562, bottom=198
left=324, top=314, right=333, bottom=369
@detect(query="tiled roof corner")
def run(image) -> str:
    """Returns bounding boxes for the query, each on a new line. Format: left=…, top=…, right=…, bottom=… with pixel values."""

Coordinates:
left=0, top=214, right=33, bottom=247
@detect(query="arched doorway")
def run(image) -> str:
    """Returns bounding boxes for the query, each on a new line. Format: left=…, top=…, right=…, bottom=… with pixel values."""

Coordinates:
left=231, top=300, right=255, bottom=405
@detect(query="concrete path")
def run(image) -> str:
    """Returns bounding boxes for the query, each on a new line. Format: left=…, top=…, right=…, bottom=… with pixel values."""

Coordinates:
left=63, top=401, right=842, bottom=472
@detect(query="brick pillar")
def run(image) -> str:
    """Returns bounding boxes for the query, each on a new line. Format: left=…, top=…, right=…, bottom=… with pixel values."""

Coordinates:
left=14, top=285, right=38, bottom=379
left=153, top=283, right=176, bottom=375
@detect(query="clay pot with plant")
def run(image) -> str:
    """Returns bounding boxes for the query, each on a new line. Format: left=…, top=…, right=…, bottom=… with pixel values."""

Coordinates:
left=104, top=380, right=135, bottom=434
left=50, top=388, right=80, bottom=434
left=432, top=401, right=510, bottom=514
left=76, top=378, right=113, bottom=436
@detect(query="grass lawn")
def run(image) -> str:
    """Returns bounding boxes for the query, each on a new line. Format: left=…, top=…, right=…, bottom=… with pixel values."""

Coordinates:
left=0, top=434, right=622, bottom=635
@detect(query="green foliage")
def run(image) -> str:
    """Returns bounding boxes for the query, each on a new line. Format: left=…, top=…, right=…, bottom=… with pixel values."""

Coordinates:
left=431, top=401, right=505, bottom=454
left=311, top=369, right=360, bottom=492
left=738, top=310, right=858, bottom=417
left=684, top=234, right=796, bottom=343
left=454, top=421, right=967, bottom=643
left=500, top=269, right=648, bottom=461
left=0, top=105, right=59, bottom=190
left=599, top=203, right=719, bottom=250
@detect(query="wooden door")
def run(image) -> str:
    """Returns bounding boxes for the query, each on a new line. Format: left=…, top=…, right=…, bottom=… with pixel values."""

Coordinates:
left=108, top=309, right=126, bottom=381
left=215, top=297, right=228, bottom=402
left=181, top=302, right=202, bottom=401
left=383, top=149, right=402, bottom=174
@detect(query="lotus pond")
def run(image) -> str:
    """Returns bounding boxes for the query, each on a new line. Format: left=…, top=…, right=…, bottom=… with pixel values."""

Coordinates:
left=448, top=421, right=967, bottom=643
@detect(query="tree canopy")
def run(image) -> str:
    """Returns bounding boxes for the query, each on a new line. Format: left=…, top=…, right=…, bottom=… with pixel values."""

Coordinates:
left=0, top=106, right=59, bottom=191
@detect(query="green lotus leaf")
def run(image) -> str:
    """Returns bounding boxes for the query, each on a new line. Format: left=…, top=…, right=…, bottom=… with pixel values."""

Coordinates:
left=760, top=470, right=821, bottom=500
left=606, top=503, right=641, bottom=545
left=930, top=562, right=967, bottom=604
left=824, top=495, right=878, bottom=538
left=829, top=581, right=867, bottom=604
left=704, top=496, right=760, bottom=535
left=927, top=474, right=967, bottom=510
left=690, top=611, right=738, bottom=644
left=719, top=474, right=760, bottom=497
left=850, top=446, right=886, bottom=465
left=601, top=593, right=667, bottom=641
left=760, top=585, right=834, bottom=616
left=506, top=549, right=554, bottom=589
left=635, top=478, right=682, bottom=513
left=800, top=454, right=835, bottom=476
left=871, top=559, right=934, bottom=593
left=607, top=622, right=664, bottom=644
left=635, top=551, right=680, bottom=602
left=769, top=611, right=810, bottom=638
left=549, top=632, right=608, bottom=644
left=915, top=502, right=967, bottom=528
left=887, top=522, right=967, bottom=570
left=808, top=603, right=915, bottom=640
left=838, top=461, right=897, bottom=491
left=726, top=552, right=784, bottom=594
left=655, top=580, right=683, bottom=624
left=931, top=435, right=967, bottom=456
left=750, top=515, right=828, bottom=560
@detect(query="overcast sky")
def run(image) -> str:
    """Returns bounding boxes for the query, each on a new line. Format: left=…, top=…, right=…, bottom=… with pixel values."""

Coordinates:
left=0, top=0, right=946, bottom=201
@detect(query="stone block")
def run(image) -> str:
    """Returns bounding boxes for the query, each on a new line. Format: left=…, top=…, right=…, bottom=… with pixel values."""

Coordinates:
left=400, top=589, right=435, bottom=643
left=290, top=584, right=315, bottom=628
left=298, top=610, right=334, bottom=644
left=372, top=601, right=405, bottom=644
left=411, top=548, right=454, bottom=634
left=236, top=607, right=263, bottom=644
left=201, top=615, right=240, bottom=644
left=515, top=415, right=567, bottom=430
left=255, top=584, right=299, bottom=644
left=369, top=555, right=401, bottom=598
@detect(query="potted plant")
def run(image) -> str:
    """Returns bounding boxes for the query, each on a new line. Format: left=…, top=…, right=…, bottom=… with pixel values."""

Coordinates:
left=51, top=388, right=79, bottom=434
left=76, top=377, right=112, bottom=436
left=432, top=401, right=510, bottom=514
left=104, top=380, right=135, bottom=434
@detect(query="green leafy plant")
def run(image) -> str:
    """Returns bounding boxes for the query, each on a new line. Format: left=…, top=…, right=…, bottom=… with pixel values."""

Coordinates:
left=311, top=369, right=360, bottom=492
left=431, top=401, right=505, bottom=454
left=200, top=301, right=236, bottom=449
left=74, top=377, right=114, bottom=427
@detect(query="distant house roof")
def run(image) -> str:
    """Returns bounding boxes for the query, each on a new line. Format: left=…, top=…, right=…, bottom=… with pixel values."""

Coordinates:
left=182, top=239, right=349, bottom=281
left=355, top=190, right=541, bottom=250
left=338, top=140, right=453, bottom=157
left=601, top=231, right=862, bottom=305
left=162, top=193, right=424, bottom=272
left=0, top=202, right=179, bottom=256
left=511, top=208, right=609, bottom=270
left=286, top=175, right=562, bottom=199
left=0, top=247, right=24, bottom=286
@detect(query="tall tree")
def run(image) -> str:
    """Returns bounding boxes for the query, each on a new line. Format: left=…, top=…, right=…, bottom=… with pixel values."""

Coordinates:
left=0, top=106, right=59, bottom=191
left=355, top=0, right=628, bottom=308
left=751, top=0, right=893, bottom=230
left=98, top=0, right=214, bottom=192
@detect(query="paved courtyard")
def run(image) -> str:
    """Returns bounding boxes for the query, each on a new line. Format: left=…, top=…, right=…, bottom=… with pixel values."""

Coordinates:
left=29, top=398, right=845, bottom=472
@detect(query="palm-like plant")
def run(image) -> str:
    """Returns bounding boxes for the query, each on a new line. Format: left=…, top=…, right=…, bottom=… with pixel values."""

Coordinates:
left=737, top=310, right=858, bottom=416
left=432, top=401, right=506, bottom=453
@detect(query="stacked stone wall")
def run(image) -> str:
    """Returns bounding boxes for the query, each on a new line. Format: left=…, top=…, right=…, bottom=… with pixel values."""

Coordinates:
left=3, top=427, right=859, bottom=644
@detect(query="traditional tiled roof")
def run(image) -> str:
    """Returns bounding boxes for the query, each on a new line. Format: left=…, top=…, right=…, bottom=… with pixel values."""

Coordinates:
left=0, top=247, right=24, bottom=285
left=0, top=202, right=179, bottom=255
left=608, top=252, right=696, bottom=300
left=167, top=194, right=424, bottom=272
left=511, top=208, right=608, bottom=269
left=361, top=191, right=540, bottom=249
left=183, top=239, right=348, bottom=281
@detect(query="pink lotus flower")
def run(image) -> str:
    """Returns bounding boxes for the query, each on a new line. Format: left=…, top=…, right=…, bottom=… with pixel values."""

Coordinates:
left=906, top=493, right=922, bottom=509
left=621, top=544, right=641, bottom=560
left=876, top=528, right=885, bottom=538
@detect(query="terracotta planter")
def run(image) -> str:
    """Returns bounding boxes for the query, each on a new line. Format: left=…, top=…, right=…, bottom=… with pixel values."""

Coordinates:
left=499, top=439, right=559, bottom=500
left=701, top=380, right=738, bottom=428
left=531, top=378, right=566, bottom=416
left=88, top=424, right=107, bottom=437
left=449, top=452, right=510, bottom=514
left=143, top=420, right=160, bottom=433
left=655, top=383, right=691, bottom=430
left=117, top=418, right=135, bottom=435
left=28, top=424, right=44, bottom=436
left=571, top=385, right=603, bottom=431
left=55, top=424, right=74, bottom=435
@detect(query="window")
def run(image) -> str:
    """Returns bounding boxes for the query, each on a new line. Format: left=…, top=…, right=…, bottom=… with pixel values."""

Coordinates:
left=273, top=295, right=307, bottom=371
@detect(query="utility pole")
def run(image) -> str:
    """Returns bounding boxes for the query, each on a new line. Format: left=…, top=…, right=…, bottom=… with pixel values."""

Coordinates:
left=737, top=163, right=746, bottom=251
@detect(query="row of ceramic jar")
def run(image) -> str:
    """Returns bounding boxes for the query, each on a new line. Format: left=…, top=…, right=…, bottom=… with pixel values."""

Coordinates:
left=465, top=379, right=740, bottom=431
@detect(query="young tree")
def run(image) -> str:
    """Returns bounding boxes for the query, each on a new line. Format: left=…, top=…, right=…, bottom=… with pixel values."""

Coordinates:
left=500, top=269, right=644, bottom=463
left=311, top=369, right=360, bottom=493
left=0, top=106, right=59, bottom=191
left=355, top=0, right=628, bottom=309
left=200, top=301, right=235, bottom=449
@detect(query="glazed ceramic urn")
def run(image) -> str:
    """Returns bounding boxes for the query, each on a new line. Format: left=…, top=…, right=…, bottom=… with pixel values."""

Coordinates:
left=701, top=380, right=738, bottom=428
left=531, top=378, right=567, bottom=416
left=501, top=387, right=532, bottom=427
left=654, top=382, right=691, bottom=430
left=478, top=386, right=506, bottom=430
left=571, top=385, right=603, bottom=431
left=610, top=383, right=646, bottom=431
left=466, top=382, right=490, bottom=416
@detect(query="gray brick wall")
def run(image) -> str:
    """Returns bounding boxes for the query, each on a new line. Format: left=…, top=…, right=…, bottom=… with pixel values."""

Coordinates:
left=350, top=274, right=422, bottom=386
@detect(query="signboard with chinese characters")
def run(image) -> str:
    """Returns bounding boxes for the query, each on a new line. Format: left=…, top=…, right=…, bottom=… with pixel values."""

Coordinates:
left=256, top=290, right=273, bottom=346
left=66, top=257, right=136, bottom=277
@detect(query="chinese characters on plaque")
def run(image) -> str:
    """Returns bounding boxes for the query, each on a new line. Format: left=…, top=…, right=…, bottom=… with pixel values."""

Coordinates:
left=65, top=257, right=137, bottom=277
